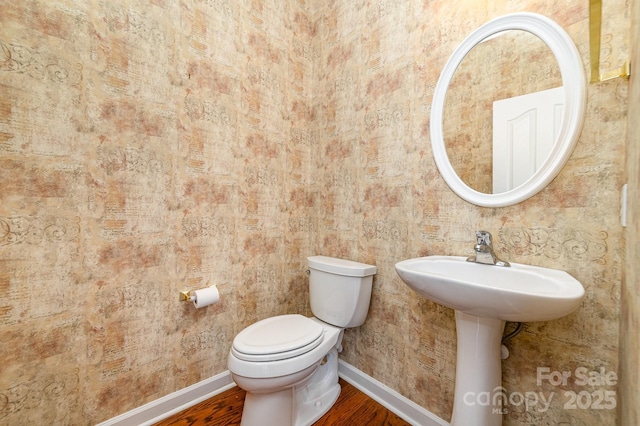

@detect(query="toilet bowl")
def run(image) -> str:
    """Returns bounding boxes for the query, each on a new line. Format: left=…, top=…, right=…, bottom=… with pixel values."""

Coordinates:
left=227, top=256, right=376, bottom=426
left=228, top=316, right=343, bottom=426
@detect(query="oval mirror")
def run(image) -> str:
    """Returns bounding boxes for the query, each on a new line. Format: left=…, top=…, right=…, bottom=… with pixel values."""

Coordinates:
left=430, top=13, right=586, bottom=207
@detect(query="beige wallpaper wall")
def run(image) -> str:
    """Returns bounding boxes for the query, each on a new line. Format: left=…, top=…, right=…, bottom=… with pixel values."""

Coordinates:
left=313, top=0, right=628, bottom=425
left=0, top=0, right=632, bottom=425
left=621, top=0, right=640, bottom=424
left=0, top=0, right=314, bottom=423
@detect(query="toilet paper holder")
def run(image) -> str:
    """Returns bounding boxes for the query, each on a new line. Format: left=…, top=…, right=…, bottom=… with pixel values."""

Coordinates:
left=179, top=290, right=195, bottom=302
left=179, top=284, right=220, bottom=308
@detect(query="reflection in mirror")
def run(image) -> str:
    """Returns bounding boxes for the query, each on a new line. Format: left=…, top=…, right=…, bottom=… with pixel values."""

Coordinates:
left=442, top=30, right=562, bottom=194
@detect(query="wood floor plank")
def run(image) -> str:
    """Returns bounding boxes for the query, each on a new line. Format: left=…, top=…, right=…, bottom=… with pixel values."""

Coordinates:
left=155, top=378, right=411, bottom=426
left=315, top=380, right=410, bottom=426
left=313, top=381, right=371, bottom=425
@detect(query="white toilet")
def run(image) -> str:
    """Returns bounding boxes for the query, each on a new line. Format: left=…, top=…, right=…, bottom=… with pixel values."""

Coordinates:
left=227, top=255, right=376, bottom=426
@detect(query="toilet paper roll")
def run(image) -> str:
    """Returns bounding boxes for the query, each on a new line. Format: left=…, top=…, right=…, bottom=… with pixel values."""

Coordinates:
left=192, top=285, right=220, bottom=308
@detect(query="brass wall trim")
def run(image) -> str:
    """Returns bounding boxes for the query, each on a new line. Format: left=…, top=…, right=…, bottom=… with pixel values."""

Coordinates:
left=590, top=0, right=631, bottom=82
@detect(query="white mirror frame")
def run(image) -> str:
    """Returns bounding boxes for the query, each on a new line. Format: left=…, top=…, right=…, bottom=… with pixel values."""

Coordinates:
left=430, top=12, right=586, bottom=207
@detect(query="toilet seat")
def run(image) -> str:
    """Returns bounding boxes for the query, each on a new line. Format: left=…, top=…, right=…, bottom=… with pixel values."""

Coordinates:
left=231, top=314, right=325, bottom=362
left=228, top=316, right=343, bottom=379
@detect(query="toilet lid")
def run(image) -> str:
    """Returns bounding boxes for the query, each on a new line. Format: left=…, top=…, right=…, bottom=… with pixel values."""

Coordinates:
left=232, top=314, right=324, bottom=362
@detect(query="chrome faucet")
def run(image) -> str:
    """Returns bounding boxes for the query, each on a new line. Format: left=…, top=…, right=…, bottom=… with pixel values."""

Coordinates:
left=467, top=230, right=510, bottom=267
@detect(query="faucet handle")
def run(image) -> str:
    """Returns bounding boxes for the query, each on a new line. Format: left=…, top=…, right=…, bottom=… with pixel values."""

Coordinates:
left=476, top=230, right=493, bottom=246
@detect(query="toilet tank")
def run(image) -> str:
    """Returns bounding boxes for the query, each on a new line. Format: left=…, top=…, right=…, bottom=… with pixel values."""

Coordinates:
left=307, top=256, right=377, bottom=328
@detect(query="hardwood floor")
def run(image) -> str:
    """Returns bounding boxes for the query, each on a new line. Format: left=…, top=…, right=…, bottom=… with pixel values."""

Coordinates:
left=155, top=378, right=411, bottom=426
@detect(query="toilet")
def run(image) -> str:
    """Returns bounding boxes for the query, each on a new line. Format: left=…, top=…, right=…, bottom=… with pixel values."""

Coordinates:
left=227, top=255, right=376, bottom=426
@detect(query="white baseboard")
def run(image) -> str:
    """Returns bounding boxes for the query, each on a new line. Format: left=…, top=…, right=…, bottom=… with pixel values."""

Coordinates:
left=337, top=360, right=449, bottom=426
left=96, top=370, right=235, bottom=426
left=97, top=361, right=448, bottom=426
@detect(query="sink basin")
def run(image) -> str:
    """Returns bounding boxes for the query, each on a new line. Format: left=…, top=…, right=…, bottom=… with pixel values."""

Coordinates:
left=395, top=255, right=584, bottom=322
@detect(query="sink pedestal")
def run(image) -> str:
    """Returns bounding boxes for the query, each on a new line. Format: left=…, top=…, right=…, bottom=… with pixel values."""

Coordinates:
left=451, top=311, right=506, bottom=426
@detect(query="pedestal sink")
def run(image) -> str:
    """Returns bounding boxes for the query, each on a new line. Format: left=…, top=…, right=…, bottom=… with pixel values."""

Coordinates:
left=395, top=256, right=584, bottom=426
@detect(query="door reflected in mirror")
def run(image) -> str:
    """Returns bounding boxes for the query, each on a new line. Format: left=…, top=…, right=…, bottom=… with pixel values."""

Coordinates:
left=442, top=30, right=562, bottom=194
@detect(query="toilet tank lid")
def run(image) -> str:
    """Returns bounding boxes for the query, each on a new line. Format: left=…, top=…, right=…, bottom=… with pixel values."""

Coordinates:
left=307, top=256, right=376, bottom=277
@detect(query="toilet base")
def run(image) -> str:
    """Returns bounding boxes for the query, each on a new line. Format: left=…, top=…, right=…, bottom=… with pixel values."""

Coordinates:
left=296, top=382, right=340, bottom=426
left=294, top=347, right=341, bottom=426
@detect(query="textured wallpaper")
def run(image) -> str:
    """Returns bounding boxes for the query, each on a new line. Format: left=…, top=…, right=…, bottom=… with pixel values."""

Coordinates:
left=621, top=1, right=640, bottom=425
left=0, top=0, right=314, bottom=423
left=0, top=0, right=631, bottom=425
left=313, top=1, right=628, bottom=425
